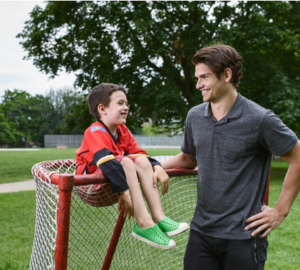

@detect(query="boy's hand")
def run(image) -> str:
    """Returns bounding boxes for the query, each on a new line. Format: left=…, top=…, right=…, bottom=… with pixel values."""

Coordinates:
left=118, top=190, right=134, bottom=219
left=153, top=165, right=169, bottom=195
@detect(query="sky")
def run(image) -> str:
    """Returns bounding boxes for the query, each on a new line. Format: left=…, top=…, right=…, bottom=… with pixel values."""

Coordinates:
left=0, top=1, right=77, bottom=101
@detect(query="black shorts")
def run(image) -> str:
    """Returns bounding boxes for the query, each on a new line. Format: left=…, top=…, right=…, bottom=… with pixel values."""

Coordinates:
left=184, top=229, right=268, bottom=270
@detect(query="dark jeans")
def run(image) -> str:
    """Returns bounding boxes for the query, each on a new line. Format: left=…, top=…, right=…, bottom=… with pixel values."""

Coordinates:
left=184, top=229, right=268, bottom=270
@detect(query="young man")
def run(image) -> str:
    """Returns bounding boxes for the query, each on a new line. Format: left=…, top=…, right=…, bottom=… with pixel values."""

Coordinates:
left=75, top=83, right=189, bottom=250
left=162, top=44, right=300, bottom=269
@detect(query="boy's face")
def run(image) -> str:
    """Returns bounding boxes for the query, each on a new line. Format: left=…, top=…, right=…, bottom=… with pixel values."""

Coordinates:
left=99, top=90, right=129, bottom=129
left=195, top=63, right=229, bottom=103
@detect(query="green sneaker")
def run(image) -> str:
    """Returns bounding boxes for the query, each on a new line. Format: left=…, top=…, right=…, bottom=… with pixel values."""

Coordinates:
left=132, top=223, right=176, bottom=250
left=158, top=216, right=190, bottom=237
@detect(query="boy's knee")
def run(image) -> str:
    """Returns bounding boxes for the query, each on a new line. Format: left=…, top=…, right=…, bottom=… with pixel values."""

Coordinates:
left=135, top=156, right=151, bottom=170
left=120, top=157, right=136, bottom=171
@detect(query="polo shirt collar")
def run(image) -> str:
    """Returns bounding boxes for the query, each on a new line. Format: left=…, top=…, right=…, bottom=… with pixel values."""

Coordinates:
left=204, top=93, right=244, bottom=121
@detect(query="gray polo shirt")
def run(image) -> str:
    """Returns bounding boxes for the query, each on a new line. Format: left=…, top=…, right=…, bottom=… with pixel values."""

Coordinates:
left=182, top=93, right=298, bottom=239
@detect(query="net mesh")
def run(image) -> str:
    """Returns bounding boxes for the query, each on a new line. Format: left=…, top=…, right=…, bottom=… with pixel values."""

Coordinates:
left=29, top=156, right=197, bottom=270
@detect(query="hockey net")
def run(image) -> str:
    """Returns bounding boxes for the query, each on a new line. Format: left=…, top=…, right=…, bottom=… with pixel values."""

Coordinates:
left=29, top=156, right=198, bottom=270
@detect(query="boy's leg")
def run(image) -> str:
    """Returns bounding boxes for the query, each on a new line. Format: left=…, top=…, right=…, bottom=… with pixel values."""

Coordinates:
left=120, top=157, right=155, bottom=228
left=134, top=156, right=165, bottom=223
left=121, top=157, right=176, bottom=250
left=135, top=156, right=189, bottom=237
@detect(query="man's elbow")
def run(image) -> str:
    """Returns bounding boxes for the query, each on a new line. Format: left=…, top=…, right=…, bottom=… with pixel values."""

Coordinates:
left=182, top=153, right=197, bottom=169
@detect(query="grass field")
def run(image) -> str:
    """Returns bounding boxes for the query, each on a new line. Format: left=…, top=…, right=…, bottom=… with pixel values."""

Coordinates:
left=0, top=148, right=299, bottom=269
left=0, top=148, right=181, bottom=184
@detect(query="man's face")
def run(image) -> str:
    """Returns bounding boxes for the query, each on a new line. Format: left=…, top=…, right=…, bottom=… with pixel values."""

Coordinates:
left=195, top=63, right=227, bottom=103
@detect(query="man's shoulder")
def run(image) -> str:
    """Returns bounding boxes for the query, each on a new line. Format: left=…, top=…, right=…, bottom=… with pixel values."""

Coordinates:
left=188, top=102, right=207, bottom=115
left=243, top=96, right=268, bottom=112
left=241, top=95, right=271, bottom=119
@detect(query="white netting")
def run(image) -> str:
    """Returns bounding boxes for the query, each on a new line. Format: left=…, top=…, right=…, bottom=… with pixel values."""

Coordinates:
left=29, top=156, right=197, bottom=270
left=30, top=159, right=77, bottom=270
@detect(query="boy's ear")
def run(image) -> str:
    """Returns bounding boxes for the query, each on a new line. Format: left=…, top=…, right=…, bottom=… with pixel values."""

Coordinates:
left=97, top=104, right=107, bottom=116
left=224, top=68, right=232, bottom=82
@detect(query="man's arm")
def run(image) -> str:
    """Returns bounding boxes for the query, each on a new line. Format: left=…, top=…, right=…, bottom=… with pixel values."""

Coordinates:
left=245, top=140, right=300, bottom=238
left=161, top=152, right=197, bottom=170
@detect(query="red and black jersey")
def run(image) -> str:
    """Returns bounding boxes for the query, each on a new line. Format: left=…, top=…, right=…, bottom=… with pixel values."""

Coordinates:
left=75, top=120, right=160, bottom=193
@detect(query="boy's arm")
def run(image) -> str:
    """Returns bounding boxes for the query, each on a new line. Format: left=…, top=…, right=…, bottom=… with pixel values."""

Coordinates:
left=162, top=152, right=197, bottom=170
left=92, top=149, right=129, bottom=193
left=155, top=152, right=196, bottom=195
left=94, top=151, right=133, bottom=218
left=246, top=140, right=300, bottom=238
left=118, top=190, right=133, bottom=219
left=153, top=165, right=169, bottom=195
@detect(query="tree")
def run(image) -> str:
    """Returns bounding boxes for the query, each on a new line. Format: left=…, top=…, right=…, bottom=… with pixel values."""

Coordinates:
left=0, top=88, right=83, bottom=147
left=0, top=113, right=23, bottom=147
left=0, top=90, right=44, bottom=146
left=41, top=87, right=85, bottom=134
left=17, top=1, right=300, bottom=135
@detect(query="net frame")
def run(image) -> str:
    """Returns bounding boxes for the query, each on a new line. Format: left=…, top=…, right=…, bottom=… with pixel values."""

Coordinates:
left=29, top=156, right=270, bottom=270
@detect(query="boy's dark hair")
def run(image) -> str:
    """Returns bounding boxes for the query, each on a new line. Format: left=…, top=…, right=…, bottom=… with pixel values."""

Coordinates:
left=192, top=44, right=243, bottom=88
left=87, top=83, right=126, bottom=119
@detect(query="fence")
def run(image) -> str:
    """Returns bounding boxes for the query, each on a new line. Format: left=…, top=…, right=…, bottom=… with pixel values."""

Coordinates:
left=44, top=134, right=183, bottom=148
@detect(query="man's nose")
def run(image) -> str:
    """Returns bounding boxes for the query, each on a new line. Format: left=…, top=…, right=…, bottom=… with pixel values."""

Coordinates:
left=196, top=80, right=204, bottom=89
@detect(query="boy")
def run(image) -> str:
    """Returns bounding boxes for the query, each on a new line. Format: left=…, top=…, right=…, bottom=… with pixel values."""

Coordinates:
left=162, top=44, right=300, bottom=269
left=75, top=83, right=189, bottom=250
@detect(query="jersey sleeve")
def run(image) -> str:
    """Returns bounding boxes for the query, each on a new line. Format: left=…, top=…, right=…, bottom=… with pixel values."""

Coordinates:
left=83, top=126, right=129, bottom=193
left=92, top=149, right=129, bottom=193
left=259, top=111, right=298, bottom=156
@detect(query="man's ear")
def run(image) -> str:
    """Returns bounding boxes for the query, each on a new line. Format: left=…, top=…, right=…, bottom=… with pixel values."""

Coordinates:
left=97, top=104, right=107, bottom=117
left=224, top=68, right=232, bottom=83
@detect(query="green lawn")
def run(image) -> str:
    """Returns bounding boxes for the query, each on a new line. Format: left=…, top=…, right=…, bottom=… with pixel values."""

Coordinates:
left=0, top=148, right=77, bottom=184
left=265, top=172, right=300, bottom=269
left=0, top=149, right=299, bottom=269
left=0, top=191, right=36, bottom=270
left=0, top=148, right=181, bottom=184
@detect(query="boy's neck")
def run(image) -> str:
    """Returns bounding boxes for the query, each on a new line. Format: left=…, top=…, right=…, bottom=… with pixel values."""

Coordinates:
left=99, top=119, right=118, bottom=136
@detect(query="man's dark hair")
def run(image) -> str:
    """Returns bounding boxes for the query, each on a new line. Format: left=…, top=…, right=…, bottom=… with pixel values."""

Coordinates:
left=87, top=83, right=126, bottom=119
left=192, top=44, right=243, bottom=87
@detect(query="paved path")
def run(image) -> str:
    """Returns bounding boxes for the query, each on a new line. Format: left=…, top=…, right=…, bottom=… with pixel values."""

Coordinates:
left=0, top=180, right=35, bottom=193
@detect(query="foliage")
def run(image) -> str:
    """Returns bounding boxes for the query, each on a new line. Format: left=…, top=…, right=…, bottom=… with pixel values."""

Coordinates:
left=142, top=123, right=160, bottom=135
left=17, top=1, right=300, bottom=135
left=42, top=87, right=84, bottom=134
left=60, top=93, right=94, bottom=134
left=221, top=1, right=300, bottom=134
left=0, top=88, right=83, bottom=147
left=0, top=113, right=23, bottom=146
left=0, top=90, right=43, bottom=146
